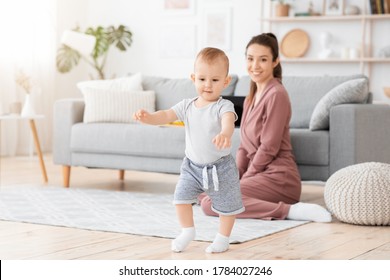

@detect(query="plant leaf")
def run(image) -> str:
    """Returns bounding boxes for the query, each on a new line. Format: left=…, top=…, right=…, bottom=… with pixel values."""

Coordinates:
left=86, top=26, right=110, bottom=59
left=107, top=25, right=133, bottom=51
left=56, top=44, right=81, bottom=73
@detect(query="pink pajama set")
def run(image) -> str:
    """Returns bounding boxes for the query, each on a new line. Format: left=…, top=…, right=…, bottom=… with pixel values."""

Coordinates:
left=200, top=78, right=301, bottom=220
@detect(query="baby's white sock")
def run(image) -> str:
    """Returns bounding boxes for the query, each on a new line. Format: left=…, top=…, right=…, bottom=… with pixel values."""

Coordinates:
left=287, top=202, right=332, bottom=223
left=205, top=233, right=230, bottom=253
left=171, top=227, right=195, bottom=252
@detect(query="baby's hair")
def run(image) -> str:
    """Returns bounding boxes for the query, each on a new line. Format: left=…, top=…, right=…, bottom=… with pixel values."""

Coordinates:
left=195, top=47, right=229, bottom=75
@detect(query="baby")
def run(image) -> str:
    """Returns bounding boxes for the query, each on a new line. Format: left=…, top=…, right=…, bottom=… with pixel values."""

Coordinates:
left=133, top=47, right=244, bottom=253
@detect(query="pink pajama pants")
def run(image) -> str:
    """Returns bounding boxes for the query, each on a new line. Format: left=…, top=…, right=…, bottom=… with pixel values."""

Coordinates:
left=200, top=171, right=301, bottom=220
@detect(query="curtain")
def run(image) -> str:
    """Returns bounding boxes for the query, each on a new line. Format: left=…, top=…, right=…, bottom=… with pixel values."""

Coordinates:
left=0, top=0, right=56, bottom=156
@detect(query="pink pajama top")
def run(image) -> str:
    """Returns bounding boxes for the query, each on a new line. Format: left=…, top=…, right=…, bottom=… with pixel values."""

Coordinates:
left=236, top=78, right=301, bottom=187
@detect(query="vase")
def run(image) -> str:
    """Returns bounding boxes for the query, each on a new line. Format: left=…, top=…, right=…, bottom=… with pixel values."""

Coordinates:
left=275, top=4, right=290, bottom=17
left=21, top=94, right=36, bottom=117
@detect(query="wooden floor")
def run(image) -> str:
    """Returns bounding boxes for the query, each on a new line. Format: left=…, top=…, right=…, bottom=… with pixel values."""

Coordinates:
left=0, top=154, right=389, bottom=260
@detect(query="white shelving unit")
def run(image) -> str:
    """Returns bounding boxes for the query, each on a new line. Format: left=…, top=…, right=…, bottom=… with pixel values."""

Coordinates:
left=260, top=1, right=390, bottom=81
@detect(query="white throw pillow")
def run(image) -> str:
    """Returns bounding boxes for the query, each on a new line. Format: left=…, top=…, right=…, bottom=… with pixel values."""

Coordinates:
left=82, top=88, right=155, bottom=123
left=309, top=78, right=369, bottom=130
left=77, top=72, right=143, bottom=92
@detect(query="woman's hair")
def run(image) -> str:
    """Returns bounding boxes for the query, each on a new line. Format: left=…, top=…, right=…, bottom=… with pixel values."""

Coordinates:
left=245, top=33, right=282, bottom=104
left=195, top=47, right=230, bottom=75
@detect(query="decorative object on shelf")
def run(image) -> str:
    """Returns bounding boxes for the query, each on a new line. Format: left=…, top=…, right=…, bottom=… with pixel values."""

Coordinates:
left=384, top=87, right=390, bottom=98
left=272, top=0, right=290, bottom=17
left=344, top=5, right=360, bottom=15
left=21, top=94, right=36, bottom=117
left=294, top=0, right=321, bottom=17
left=14, top=69, right=36, bottom=116
left=318, top=31, right=334, bottom=59
left=341, top=47, right=360, bottom=59
left=9, top=102, right=22, bottom=115
left=280, top=29, right=309, bottom=58
left=349, top=47, right=360, bottom=59
left=14, top=69, right=32, bottom=94
left=324, top=0, right=344, bottom=16
left=56, top=25, right=133, bottom=80
left=378, top=45, right=390, bottom=58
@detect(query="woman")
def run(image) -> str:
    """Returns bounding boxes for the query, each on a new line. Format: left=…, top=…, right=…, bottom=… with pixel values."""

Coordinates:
left=200, top=33, right=331, bottom=222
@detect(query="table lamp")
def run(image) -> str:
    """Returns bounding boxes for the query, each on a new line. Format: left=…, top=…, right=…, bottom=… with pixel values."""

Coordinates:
left=61, top=30, right=96, bottom=56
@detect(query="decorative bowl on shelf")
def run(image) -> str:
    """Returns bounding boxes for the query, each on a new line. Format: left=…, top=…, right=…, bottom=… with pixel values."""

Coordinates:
left=384, top=87, right=390, bottom=99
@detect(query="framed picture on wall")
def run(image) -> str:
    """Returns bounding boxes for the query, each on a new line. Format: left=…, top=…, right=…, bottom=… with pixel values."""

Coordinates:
left=202, top=7, right=232, bottom=51
left=163, top=0, right=195, bottom=15
left=324, top=0, right=344, bottom=16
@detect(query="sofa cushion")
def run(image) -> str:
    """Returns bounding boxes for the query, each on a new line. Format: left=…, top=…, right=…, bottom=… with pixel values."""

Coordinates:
left=234, top=75, right=251, bottom=96
left=290, top=129, right=329, bottom=165
left=142, top=74, right=238, bottom=110
left=284, top=74, right=368, bottom=128
left=309, top=78, right=369, bottom=130
left=71, top=123, right=186, bottom=159
left=77, top=72, right=143, bottom=91
left=233, top=75, right=369, bottom=129
left=81, top=88, right=155, bottom=123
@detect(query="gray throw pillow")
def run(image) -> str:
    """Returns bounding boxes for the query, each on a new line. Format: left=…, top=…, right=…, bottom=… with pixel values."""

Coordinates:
left=309, top=78, right=369, bottom=130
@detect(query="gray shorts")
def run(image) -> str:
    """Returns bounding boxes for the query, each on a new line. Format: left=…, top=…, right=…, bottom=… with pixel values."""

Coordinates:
left=173, top=154, right=245, bottom=216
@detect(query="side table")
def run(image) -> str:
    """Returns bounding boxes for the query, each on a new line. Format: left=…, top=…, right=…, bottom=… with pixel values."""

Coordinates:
left=0, top=114, right=48, bottom=183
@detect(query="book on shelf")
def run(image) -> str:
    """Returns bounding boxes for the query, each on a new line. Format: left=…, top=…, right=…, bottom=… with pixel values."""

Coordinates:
left=370, top=0, right=390, bottom=14
left=385, top=0, right=390, bottom=13
left=369, top=0, right=378, bottom=14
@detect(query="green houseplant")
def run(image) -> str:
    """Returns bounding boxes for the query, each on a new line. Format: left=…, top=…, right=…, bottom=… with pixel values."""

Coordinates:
left=56, top=25, right=133, bottom=80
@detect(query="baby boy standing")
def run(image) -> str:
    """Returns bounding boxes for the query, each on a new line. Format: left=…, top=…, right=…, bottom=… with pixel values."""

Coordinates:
left=133, top=47, right=244, bottom=253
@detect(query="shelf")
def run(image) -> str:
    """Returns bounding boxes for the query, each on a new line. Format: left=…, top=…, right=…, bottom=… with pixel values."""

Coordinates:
left=281, top=58, right=390, bottom=63
left=262, top=14, right=390, bottom=22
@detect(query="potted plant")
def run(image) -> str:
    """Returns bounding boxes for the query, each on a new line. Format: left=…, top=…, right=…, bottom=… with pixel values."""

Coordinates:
left=56, top=25, right=133, bottom=80
left=272, top=0, right=291, bottom=17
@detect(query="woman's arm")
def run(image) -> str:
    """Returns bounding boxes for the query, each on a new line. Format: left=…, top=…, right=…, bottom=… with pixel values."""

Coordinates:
left=244, top=91, right=291, bottom=177
left=236, top=145, right=250, bottom=179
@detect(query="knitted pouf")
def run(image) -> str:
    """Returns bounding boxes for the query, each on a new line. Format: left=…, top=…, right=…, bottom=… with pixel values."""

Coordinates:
left=324, top=162, right=390, bottom=226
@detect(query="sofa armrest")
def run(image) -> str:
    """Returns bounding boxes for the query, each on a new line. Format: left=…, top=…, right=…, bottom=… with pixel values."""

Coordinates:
left=329, top=104, right=390, bottom=175
left=53, top=99, right=85, bottom=165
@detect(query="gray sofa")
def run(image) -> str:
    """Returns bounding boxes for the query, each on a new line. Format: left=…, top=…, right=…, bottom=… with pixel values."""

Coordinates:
left=53, top=74, right=390, bottom=187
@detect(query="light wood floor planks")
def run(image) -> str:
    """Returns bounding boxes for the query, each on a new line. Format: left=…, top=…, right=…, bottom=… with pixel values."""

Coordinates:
left=0, top=154, right=389, bottom=260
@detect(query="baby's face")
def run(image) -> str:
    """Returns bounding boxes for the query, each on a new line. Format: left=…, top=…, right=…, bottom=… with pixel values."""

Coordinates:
left=191, top=58, right=230, bottom=103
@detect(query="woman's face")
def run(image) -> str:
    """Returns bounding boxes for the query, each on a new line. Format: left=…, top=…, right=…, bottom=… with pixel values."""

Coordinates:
left=246, top=43, right=278, bottom=85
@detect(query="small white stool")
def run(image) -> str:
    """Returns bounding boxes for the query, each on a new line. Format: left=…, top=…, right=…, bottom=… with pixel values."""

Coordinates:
left=324, top=162, right=390, bottom=226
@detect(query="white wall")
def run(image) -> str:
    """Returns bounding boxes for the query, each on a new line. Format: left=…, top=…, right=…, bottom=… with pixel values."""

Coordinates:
left=56, top=0, right=390, bottom=103
left=55, top=0, right=261, bottom=99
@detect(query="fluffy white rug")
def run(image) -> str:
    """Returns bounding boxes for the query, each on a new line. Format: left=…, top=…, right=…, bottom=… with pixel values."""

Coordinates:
left=0, top=185, right=308, bottom=243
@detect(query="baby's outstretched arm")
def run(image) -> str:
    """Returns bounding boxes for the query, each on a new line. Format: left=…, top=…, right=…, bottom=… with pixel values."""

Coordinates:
left=133, top=108, right=178, bottom=125
left=212, top=112, right=235, bottom=150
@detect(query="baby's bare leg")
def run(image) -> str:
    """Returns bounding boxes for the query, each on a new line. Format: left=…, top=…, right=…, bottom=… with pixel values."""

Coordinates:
left=172, top=204, right=196, bottom=252
left=206, top=215, right=236, bottom=253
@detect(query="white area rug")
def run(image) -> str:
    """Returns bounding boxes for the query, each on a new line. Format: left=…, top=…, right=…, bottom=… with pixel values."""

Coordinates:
left=0, top=185, right=308, bottom=243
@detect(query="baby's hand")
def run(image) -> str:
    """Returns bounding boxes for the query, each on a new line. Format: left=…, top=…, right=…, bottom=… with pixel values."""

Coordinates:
left=212, top=133, right=231, bottom=150
left=133, top=109, right=150, bottom=123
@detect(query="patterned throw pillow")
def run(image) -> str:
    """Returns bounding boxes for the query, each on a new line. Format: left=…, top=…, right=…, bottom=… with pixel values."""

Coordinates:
left=309, top=78, right=369, bottom=130
left=81, top=88, right=155, bottom=123
left=77, top=72, right=143, bottom=92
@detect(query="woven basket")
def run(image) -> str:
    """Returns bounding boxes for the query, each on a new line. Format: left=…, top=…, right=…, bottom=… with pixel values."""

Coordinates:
left=324, top=162, right=390, bottom=226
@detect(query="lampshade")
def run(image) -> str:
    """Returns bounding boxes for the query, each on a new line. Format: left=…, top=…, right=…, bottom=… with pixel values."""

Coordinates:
left=61, top=30, right=96, bottom=56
